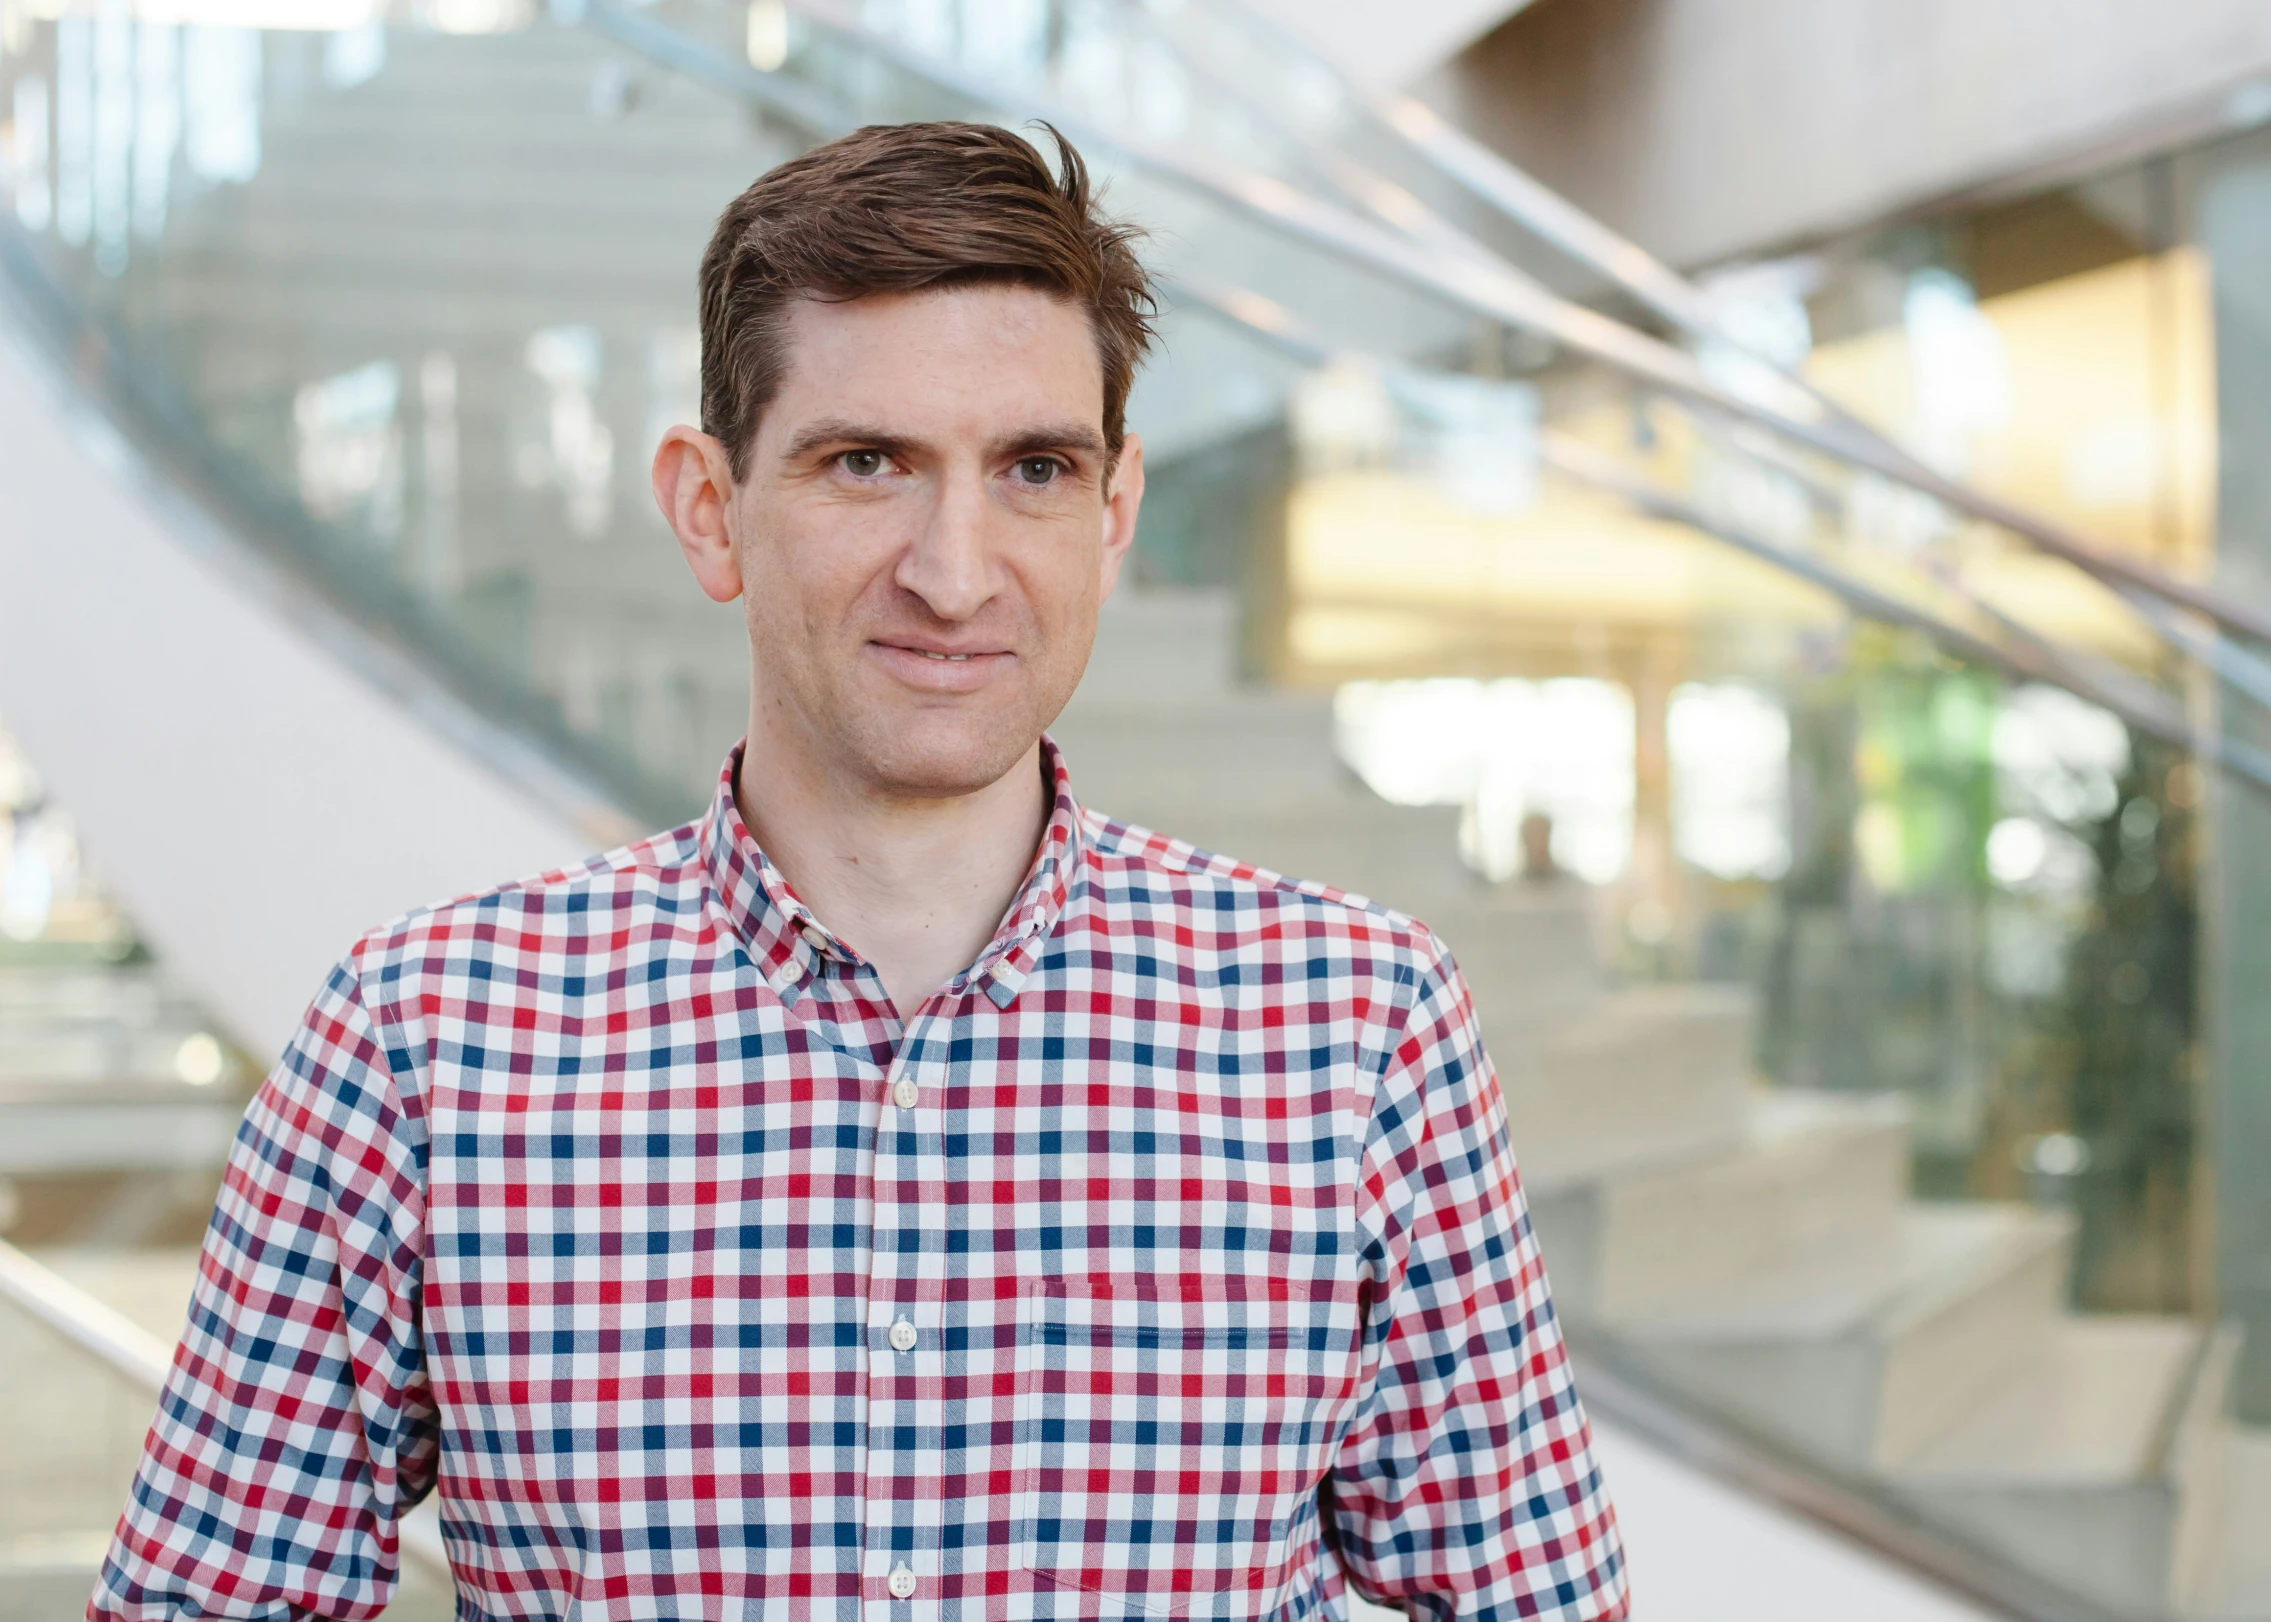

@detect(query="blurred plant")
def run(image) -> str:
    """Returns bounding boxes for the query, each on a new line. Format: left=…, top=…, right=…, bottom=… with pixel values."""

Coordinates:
left=2048, top=743, right=2200, bottom=1311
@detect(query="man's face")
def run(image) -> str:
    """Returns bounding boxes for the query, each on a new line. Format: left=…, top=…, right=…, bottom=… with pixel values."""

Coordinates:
left=723, top=284, right=1141, bottom=800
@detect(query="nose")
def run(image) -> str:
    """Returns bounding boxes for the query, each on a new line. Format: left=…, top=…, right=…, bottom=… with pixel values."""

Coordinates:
left=893, top=462, right=997, bottom=622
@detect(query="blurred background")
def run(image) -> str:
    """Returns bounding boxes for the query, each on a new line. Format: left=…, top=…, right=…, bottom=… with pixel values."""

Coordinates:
left=2, top=0, right=2270, bottom=1617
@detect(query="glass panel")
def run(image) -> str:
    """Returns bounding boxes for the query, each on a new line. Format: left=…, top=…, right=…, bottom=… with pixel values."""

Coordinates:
left=2192, top=124, right=2271, bottom=1429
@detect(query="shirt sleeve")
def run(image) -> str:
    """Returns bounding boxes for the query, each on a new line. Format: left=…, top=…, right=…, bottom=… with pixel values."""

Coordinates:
left=89, top=953, right=438, bottom=1622
left=1328, top=940, right=1628, bottom=1621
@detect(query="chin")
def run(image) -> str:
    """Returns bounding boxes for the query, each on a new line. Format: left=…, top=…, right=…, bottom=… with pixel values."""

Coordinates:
left=851, top=709, right=1044, bottom=800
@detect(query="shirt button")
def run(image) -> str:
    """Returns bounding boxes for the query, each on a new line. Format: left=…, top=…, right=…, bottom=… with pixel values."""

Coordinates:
left=892, top=1077, right=919, bottom=1110
left=889, top=1318, right=917, bottom=1352
left=887, top=1566, right=917, bottom=1600
left=799, top=925, right=827, bottom=952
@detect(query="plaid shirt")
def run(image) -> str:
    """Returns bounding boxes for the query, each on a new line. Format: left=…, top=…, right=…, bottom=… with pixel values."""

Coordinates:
left=94, top=741, right=1625, bottom=1621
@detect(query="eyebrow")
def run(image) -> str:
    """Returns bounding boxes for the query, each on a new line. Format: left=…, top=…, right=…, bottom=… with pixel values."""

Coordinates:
left=779, top=417, right=1108, bottom=465
left=992, top=422, right=1108, bottom=461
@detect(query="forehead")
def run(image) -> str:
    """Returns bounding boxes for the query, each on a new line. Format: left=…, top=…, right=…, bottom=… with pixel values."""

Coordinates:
left=770, top=283, right=1104, bottom=427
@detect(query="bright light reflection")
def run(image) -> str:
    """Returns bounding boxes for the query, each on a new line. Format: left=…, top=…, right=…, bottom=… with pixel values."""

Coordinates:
left=175, top=1032, right=225, bottom=1086
left=422, top=0, right=533, bottom=35
left=1335, top=678, right=1635, bottom=884
left=1669, top=683, right=1790, bottom=880
left=7, top=76, right=55, bottom=231
left=1986, top=817, right=2050, bottom=887
left=744, top=0, right=788, bottom=71
left=184, top=23, right=261, bottom=184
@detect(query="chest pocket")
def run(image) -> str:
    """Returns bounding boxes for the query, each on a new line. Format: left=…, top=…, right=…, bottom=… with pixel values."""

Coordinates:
left=1014, top=1275, right=1352, bottom=1617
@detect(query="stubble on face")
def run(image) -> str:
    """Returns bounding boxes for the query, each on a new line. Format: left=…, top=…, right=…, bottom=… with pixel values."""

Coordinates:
left=729, top=285, right=1121, bottom=805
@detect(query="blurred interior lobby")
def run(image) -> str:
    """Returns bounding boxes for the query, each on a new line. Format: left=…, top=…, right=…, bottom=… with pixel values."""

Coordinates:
left=4, top=0, right=2271, bottom=1617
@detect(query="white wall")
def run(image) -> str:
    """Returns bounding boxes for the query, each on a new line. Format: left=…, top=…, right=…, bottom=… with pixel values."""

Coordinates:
left=1426, top=0, right=2271, bottom=269
left=0, top=320, right=610, bottom=1059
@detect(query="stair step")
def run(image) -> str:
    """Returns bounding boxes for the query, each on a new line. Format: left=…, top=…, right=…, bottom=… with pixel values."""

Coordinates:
left=0, top=1033, right=219, bottom=1086
left=2191, top=1423, right=2271, bottom=1617
left=1087, top=798, right=1477, bottom=918
left=1052, top=692, right=1350, bottom=811
left=0, top=969, right=193, bottom=1024
left=1901, top=1317, right=2206, bottom=1486
left=1527, top=1091, right=1908, bottom=1326
left=1501, top=983, right=1753, bottom=1178
left=1890, top=1321, right=2225, bottom=1614
left=1427, top=886, right=1607, bottom=1032
left=1080, top=589, right=1242, bottom=700
left=0, top=1103, right=245, bottom=1175
left=1624, top=1202, right=2073, bottom=1471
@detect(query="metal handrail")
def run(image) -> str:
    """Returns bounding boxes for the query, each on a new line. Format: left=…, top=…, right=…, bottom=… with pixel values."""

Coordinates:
left=1169, top=273, right=2271, bottom=797
left=0, top=1238, right=455, bottom=1587
left=1197, top=0, right=2271, bottom=651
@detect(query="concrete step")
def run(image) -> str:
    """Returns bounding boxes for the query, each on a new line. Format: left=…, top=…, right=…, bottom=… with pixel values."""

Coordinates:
left=0, top=969, right=198, bottom=1026
left=1081, top=590, right=1242, bottom=701
left=1498, top=982, right=1754, bottom=1178
left=1422, top=883, right=1607, bottom=1032
left=0, top=1103, right=245, bottom=1176
left=0, top=971, right=242, bottom=1090
left=1624, top=1202, right=2075, bottom=1472
left=1086, top=796, right=1476, bottom=917
left=1527, top=1091, right=1909, bottom=1327
left=2189, top=1422, right=2271, bottom=1618
left=1052, top=692, right=1351, bottom=812
left=1893, top=1319, right=2226, bottom=1615
left=0, top=1030, right=219, bottom=1088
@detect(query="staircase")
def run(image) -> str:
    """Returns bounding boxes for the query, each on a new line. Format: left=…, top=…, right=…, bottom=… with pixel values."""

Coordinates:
left=103, top=21, right=795, bottom=816
left=1059, top=587, right=2271, bottom=1621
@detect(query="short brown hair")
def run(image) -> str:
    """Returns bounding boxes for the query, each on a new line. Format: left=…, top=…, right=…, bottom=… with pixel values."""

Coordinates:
left=698, top=121, right=1156, bottom=480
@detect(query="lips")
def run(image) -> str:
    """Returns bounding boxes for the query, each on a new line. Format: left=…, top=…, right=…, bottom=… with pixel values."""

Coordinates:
left=868, top=639, right=1016, bottom=692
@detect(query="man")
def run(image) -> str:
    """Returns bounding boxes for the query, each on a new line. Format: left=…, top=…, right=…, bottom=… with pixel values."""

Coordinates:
left=93, top=122, right=1625, bottom=1620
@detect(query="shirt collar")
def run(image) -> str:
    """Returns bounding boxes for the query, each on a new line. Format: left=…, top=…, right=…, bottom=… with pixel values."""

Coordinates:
left=698, top=736, right=1084, bottom=1009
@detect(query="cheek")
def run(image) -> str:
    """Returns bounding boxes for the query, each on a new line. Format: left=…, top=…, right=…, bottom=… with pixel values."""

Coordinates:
left=741, top=504, right=889, bottom=639
left=1018, top=512, right=1108, bottom=610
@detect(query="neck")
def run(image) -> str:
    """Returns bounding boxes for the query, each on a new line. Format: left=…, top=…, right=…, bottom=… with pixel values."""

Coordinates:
left=734, top=714, right=1049, bottom=1021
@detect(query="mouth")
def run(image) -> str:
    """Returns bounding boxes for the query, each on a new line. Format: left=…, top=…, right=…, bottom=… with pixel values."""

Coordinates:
left=868, top=638, right=1017, bottom=692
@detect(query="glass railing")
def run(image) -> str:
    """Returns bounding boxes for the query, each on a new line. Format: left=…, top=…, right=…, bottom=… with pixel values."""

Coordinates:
left=1, top=4, right=2265, bottom=1618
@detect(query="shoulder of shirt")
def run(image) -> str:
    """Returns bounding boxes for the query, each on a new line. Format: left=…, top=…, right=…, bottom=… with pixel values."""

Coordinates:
left=1076, top=806, right=1457, bottom=978
left=339, top=819, right=708, bottom=977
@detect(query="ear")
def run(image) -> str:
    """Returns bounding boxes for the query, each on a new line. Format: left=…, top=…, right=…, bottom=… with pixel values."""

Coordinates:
left=651, top=425, right=744, bottom=604
left=1096, top=431, right=1146, bottom=604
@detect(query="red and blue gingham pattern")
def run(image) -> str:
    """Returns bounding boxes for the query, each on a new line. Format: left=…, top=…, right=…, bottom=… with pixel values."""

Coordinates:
left=91, top=741, right=1626, bottom=1620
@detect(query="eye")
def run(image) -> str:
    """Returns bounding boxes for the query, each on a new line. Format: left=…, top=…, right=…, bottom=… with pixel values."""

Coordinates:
left=1013, top=455, right=1062, bottom=487
left=839, top=449, right=886, bottom=477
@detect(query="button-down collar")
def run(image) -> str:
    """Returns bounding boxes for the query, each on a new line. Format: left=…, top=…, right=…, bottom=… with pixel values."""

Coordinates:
left=697, top=735, right=1085, bottom=1008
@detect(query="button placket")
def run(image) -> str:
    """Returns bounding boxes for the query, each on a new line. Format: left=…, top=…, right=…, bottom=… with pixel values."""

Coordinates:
left=864, top=1014, right=937, bottom=1615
